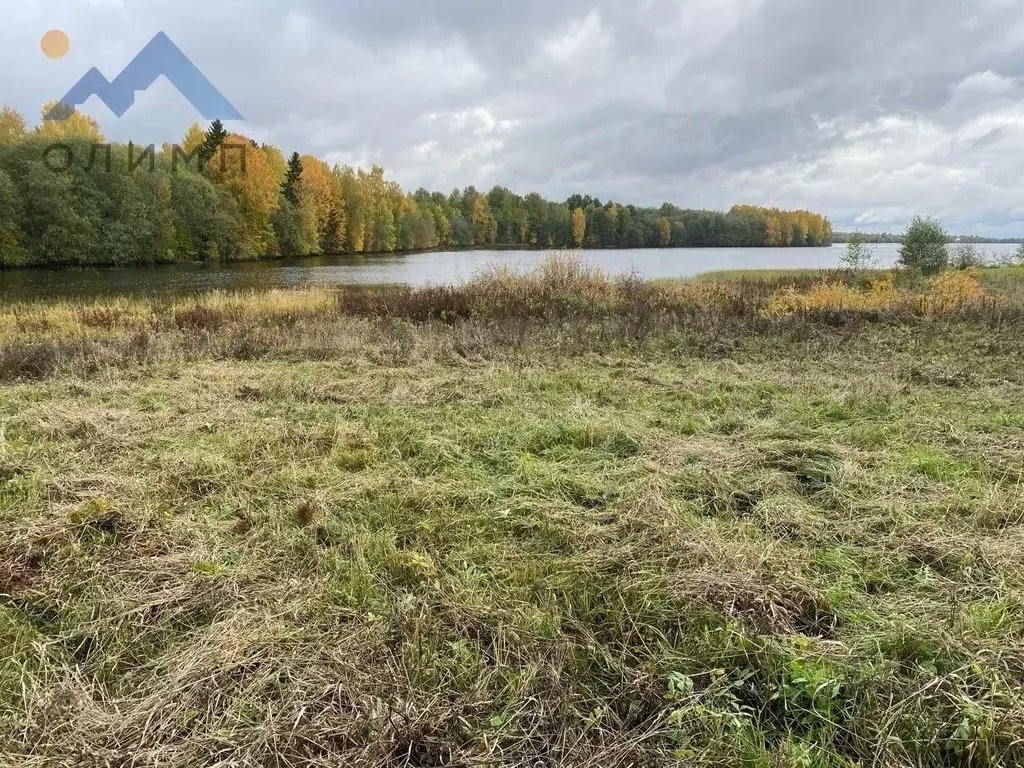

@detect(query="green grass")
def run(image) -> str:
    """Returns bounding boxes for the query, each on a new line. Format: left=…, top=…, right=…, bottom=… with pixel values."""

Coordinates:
left=692, top=264, right=1023, bottom=286
left=2, top=267, right=1024, bottom=766
left=977, top=266, right=1024, bottom=303
left=687, top=268, right=849, bottom=282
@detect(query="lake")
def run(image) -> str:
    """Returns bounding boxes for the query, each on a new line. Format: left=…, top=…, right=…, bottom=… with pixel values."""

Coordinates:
left=0, top=243, right=1017, bottom=301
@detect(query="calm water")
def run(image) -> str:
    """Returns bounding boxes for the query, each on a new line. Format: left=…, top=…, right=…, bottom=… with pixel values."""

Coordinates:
left=0, top=243, right=1017, bottom=301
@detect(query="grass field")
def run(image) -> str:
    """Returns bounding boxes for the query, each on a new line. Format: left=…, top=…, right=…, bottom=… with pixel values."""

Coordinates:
left=2, top=261, right=1024, bottom=766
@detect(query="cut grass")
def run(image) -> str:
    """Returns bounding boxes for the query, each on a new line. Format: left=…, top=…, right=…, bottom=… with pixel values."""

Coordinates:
left=1, top=263, right=1024, bottom=766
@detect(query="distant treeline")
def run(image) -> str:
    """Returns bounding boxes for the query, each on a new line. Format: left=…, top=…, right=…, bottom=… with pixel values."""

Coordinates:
left=0, top=105, right=832, bottom=267
left=834, top=232, right=1023, bottom=244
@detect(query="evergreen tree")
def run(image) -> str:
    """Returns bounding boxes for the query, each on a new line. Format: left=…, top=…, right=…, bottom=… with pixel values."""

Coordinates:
left=283, top=152, right=303, bottom=204
left=199, top=119, right=229, bottom=167
left=320, top=208, right=343, bottom=254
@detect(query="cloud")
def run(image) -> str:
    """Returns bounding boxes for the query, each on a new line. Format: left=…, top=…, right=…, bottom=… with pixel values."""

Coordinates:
left=3, top=0, right=1023, bottom=234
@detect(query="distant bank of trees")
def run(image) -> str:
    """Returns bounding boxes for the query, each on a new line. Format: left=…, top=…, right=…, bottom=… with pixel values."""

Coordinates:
left=834, top=232, right=1024, bottom=245
left=0, top=105, right=832, bottom=267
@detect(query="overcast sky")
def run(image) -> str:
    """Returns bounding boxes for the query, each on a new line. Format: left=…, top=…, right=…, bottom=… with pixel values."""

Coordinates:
left=3, top=0, right=1023, bottom=235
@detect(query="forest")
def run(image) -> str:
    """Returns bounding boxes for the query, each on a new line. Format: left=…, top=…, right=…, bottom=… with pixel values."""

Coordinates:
left=0, top=106, right=833, bottom=267
left=833, top=232, right=1024, bottom=244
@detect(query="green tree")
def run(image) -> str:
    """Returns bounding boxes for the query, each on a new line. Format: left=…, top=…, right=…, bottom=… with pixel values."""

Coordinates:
left=320, top=208, right=343, bottom=254
left=272, top=196, right=304, bottom=257
left=791, top=222, right=806, bottom=247
left=0, top=114, right=838, bottom=267
left=524, top=193, right=548, bottom=246
left=0, top=168, right=27, bottom=265
left=282, top=152, right=302, bottom=204
left=169, top=170, right=245, bottom=261
left=450, top=215, right=473, bottom=247
left=548, top=203, right=572, bottom=247
left=670, top=220, right=688, bottom=247
left=899, top=216, right=949, bottom=275
left=951, top=242, right=981, bottom=270
left=841, top=232, right=876, bottom=269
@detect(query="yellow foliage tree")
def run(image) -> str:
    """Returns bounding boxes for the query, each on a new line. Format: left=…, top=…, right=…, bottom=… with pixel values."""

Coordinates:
left=297, top=155, right=342, bottom=253
left=471, top=195, right=496, bottom=246
left=180, top=122, right=206, bottom=155
left=207, top=134, right=281, bottom=255
left=262, top=145, right=287, bottom=189
left=732, top=205, right=830, bottom=247
left=658, top=216, right=671, bottom=247
left=37, top=101, right=103, bottom=142
left=571, top=207, right=586, bottom=248
left=0, top=106, right=27, bottom=145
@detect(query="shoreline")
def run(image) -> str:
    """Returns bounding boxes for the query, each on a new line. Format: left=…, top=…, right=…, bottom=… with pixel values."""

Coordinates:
left=0, top=243, right=840, bottom=274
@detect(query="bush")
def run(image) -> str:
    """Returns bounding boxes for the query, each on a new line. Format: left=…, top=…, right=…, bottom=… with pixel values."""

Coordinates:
left=841, top=232, right=877, bottom=269
left=899, top=216, right=949, bottom=275
left=951, top=242, right=982, bottom=270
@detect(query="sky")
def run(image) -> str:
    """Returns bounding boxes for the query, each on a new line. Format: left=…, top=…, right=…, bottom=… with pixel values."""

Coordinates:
left=2, top=0, right=1023, bottom=236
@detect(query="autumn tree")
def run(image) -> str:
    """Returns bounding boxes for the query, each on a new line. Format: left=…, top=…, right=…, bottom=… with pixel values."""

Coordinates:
left=0, top=106, right=26, bottom=145
left=470, top=194, right=496, bottom=246
left=37, top=101, right=103, bottom=142
left=180, top=122, right=204, bottom=154
left=658, top=216, right=671, bottom=247
left=0, top=113, right=838, bottom=267
left=262, top=145, right=287, bottom=186
left=571, top=207, right=586, bottom=248
left=296, top=155, right=341, bottom=253
left=207, top=133, right=282, bottom=255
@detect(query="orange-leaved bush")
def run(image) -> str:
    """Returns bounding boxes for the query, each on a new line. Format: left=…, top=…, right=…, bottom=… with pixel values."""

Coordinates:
left=763, top=271, right=987, bottom=318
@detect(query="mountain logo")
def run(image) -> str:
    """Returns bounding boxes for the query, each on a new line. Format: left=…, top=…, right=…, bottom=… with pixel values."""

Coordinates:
left=46, top=32, right=242, bottom=121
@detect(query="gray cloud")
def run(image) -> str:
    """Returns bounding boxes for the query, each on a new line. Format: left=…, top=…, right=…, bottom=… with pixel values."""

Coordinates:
left=2, top=0, right=1023, bottom=234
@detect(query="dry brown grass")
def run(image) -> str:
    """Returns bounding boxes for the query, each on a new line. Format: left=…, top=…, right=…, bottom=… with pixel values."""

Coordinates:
left=0, top=257, right=1020, bottom=385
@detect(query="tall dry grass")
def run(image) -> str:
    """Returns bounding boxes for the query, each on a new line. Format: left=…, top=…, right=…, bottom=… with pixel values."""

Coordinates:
left=0, top=256, right=1021, bottom=383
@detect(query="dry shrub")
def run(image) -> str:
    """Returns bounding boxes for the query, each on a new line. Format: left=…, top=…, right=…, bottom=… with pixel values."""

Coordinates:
left=922, top=269, right=988, bottom=314
left=472, top=251, right=614, bottom=299
left=0, top=258, right=1019, bottom=383
left=763, top=270, right=991, bottom=318
left=77, top=305, right=128, bottom=330
left=0, top=340, right=78, bottom=381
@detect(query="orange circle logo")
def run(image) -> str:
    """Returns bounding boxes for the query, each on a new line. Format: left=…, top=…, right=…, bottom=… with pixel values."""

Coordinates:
left=41, top=30, right=71, bottom=59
